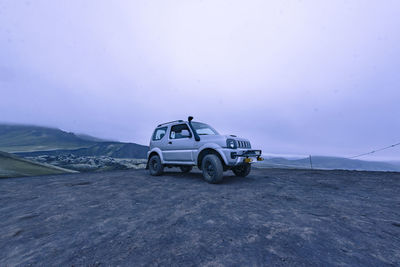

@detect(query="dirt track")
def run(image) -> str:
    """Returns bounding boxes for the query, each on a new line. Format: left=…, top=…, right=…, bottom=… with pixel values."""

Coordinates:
left=1, top=168, right=400, bottom=266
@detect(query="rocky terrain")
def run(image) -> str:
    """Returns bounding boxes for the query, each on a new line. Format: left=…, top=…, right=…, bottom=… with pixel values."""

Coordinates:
left=1, top=168, right=399, bottom=266
left=26, top=154, right=147, bottom=172
left=0, top=124, right=150, bottom=177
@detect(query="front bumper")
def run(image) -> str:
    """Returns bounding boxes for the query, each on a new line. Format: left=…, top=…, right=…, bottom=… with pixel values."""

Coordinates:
left=231, top=150, right=262, bottom=159
left=220, top=149, right=263, bottom=166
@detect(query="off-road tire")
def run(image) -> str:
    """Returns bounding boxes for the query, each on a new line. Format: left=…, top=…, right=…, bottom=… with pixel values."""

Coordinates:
left=201, top=154, right=224, bottom=184
left=180, top=166, right=193, bottom=173
left=149, top=155, right=164, bottom=176
left=232, top=163, right=251, bottom=177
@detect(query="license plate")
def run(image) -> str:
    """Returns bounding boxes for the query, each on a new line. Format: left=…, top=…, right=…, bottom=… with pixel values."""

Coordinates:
left=244, top=158, right=253, bottom=163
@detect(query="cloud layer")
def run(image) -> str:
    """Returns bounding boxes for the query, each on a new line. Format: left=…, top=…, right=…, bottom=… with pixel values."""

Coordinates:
left=1, top=0, right=399, bottom=160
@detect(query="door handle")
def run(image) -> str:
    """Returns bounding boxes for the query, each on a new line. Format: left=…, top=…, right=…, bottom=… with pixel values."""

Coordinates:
left=168, top=141, right=172, bottom=144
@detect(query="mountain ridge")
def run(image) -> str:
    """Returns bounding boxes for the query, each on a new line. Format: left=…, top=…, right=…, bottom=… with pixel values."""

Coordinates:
left=0, top=124, right=94, bottom=152
left=0, top=124, right=149, bottom=158
left=256, top=155, right=400, bottom=172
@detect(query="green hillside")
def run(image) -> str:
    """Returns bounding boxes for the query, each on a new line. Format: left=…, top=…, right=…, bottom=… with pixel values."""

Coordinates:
left=0, top=151, right=77, bottom=178
left=0, top=124, right=95, bottom=152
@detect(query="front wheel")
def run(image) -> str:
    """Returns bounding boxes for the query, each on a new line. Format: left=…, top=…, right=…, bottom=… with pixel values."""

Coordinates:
left=232, top=163, right=251, bottom=177
left=180, top=166, right=193, bottom=173
left=148, top=155, right=164, bottom=176
left=201, top=154, right=224, bottom=184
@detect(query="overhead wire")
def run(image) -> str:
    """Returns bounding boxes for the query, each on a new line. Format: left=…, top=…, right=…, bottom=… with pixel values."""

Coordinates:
left=349, top=142, right=400, bottom=159
left=257, top=142, right=400, bottom=170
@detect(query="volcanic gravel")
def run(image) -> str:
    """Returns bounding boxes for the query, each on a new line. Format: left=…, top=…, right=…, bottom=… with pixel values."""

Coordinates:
left=1, top=168, right=399, bottom=266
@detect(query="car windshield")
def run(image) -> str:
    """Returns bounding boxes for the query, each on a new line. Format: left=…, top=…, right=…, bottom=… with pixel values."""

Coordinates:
left=192, top=122, right=219, bottom=135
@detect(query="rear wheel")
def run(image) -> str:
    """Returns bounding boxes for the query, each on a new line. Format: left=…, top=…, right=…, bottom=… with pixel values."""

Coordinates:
left=232, top=163, right=251, bottom=177
left=180, top=166, right=193, bottom=173
left=201, top=154, right=224, bottom=184
left=149, top=155, right=164, bottom=176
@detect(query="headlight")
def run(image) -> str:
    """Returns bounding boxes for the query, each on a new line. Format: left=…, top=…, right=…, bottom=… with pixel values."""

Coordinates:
left=226, top=139, right=237, bottom=149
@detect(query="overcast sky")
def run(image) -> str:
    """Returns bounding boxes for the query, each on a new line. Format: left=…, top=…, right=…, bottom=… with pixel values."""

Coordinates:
left=1, top=0, right=399, bottom=160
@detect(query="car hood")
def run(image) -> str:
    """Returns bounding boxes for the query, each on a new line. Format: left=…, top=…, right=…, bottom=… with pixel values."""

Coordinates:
left=197, top=134, right=251, bottom=147
left=222, top=135, right=250, bottom=143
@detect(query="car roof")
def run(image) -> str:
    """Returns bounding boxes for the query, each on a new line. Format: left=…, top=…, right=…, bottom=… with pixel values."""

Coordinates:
left=157, top=120, right=187, bottom=127
left=156, top=120, right=207, bottom=128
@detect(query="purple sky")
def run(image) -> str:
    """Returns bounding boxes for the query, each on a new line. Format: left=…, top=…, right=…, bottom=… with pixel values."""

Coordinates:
left=1, top=1, right=399, bottom=160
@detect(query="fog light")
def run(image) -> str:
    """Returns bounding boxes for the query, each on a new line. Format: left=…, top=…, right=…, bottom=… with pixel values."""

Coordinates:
left=257, top=157, right=264, bottom=161
left=244, top=158, right=253, bottom=163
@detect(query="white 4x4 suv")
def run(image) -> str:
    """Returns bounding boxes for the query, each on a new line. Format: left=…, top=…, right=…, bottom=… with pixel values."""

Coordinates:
left=146, top=116, right=263, bottom=183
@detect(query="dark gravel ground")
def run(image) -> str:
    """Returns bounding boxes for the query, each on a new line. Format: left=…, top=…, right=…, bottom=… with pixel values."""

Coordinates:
left=1, top=168, right=400, bottom=266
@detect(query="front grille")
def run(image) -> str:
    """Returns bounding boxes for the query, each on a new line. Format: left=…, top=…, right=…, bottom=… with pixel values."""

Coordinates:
left=237, top=141, right=251, bottom=148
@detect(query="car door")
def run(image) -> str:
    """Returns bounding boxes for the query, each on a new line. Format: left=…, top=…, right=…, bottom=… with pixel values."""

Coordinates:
left=162, top=123, right=195, bottom=162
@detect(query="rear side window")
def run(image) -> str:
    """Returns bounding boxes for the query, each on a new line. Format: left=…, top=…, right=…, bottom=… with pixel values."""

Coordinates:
left=152, top=127, right=168, bottom=141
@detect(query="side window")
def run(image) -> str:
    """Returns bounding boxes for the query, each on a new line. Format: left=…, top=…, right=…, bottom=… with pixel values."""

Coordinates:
left=170, top=124, right=192, bottom=139
left=152, top=127, right=167, bottom=141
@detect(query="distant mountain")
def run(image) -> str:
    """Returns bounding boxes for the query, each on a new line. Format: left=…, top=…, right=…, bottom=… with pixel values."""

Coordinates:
left=0, top=151, right=76, bottom=178
left=0, top=124, right=94, bottom=152
left=255, top=156, right=400, bottom=172
left=75, top=133, right=112, bottom=142
left=16, top=142, right=149, bottom=159
left=0, top=124, right=149, bottom=159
